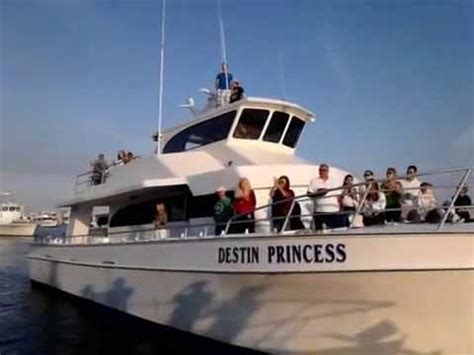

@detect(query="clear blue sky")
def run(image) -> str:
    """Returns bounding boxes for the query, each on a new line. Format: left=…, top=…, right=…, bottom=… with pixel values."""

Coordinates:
left=1, top=0, right=473, bottom=209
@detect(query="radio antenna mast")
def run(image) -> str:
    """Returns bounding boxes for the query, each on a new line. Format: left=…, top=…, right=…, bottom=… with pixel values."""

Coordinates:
left=217, top=0, right=229, bottom=92
left=157, top=0, right=166, bottom=154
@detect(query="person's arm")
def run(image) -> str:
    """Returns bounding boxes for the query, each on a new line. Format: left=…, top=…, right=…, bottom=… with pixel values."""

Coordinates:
left=269, top=178, right=278, bottom=198
left=280, top=187, right=293, bottom=198
left=215, top=74, right=220, bottom=90
left=308, top=188, right=328, bottom=198
left=375, top=193, right=387, bottom=211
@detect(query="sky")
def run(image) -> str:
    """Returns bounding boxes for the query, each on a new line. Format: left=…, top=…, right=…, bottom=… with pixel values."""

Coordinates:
left=0, top=0, right=473, bottom=210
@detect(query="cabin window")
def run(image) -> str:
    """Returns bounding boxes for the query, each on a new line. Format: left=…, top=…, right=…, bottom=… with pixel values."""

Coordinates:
left=263, top=111, right=290, bottom=143
left=163, top=111, right=236, bottom=153
left=9, top=207, right=16, bottom=211
left=233, top=109, right=269, bottom=139
left=109, top=195, right=186, bottom=227
left=2, top=207, right=8, bottom=211
left=282, top=116, right=305, bottom=148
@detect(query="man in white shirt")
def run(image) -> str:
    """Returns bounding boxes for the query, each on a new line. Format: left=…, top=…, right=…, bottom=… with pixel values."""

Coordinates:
left=400, top=165, right=421, bottom=220
left=307, top=164, right=342, bottom=230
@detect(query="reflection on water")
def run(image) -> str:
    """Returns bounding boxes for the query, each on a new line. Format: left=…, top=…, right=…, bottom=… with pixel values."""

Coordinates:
left=0, top=232, right=263, bottom=355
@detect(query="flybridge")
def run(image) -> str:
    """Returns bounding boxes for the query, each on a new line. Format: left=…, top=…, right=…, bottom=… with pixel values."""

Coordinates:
left=159, top=97, right=316, bottom=155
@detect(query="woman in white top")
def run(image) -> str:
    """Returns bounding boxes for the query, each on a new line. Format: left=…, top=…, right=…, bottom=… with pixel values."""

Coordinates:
left=416, top=182, right=441, bottom=223
left=363, top=179, right=386, bottom=226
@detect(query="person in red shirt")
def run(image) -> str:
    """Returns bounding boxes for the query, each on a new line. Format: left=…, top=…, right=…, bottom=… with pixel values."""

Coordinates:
left=233, top=177, right=256, bottom=233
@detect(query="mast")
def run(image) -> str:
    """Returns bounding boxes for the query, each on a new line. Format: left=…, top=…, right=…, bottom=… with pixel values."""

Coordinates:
left=217, top=0, right=229, bottom=92
left=157, top=0, right=166, bottom=154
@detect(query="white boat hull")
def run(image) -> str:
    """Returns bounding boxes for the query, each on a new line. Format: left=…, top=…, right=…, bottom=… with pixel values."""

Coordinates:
left=0, top=222, right=37, bottom=237
left=28, top=232, right=474, bottom=354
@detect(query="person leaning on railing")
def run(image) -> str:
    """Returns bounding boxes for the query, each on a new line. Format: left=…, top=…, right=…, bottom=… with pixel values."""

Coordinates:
left=400, top=165, right=422, bottom=221
left=307, top=164, right=343, bottom=230
left=454, top=184, right=472, bottom=222
left=90, top=153, right=108, bottom=185
left=381, top=167, right=402, bottom=223
left=362, top=179, right=386, bottom=226
left=339, top=174, right=359, bottom=227
left=416, top=182, right=442, bottom=223
left=270, top=175, right=304, bottom=232
left=154, top=202, right=168, bottom=239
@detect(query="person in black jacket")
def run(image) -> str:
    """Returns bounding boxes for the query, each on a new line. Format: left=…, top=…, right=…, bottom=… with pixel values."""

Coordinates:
left=229, top=80, right=245, bottom=103
left=454, top=184, right=472, bottom=222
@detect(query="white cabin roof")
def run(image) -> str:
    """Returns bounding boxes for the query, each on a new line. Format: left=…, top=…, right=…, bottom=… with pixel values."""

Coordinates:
left=61, top=97, right=323, bottom=206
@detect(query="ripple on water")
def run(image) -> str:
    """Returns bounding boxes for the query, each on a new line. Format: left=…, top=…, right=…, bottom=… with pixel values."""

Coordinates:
left=0, top=235, right=263, bottom=355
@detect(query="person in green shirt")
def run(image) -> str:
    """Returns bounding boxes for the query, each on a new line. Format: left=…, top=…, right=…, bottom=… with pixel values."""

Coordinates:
left=214, top=186, right=233, bottom=235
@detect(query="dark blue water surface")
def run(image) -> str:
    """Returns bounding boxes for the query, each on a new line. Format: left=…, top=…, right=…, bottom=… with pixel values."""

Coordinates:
left=0, top=228, right=263, bottom=355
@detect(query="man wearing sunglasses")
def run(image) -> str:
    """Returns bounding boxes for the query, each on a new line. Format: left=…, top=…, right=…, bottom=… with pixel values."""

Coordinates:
left=307, top=164, right=342, bottom=231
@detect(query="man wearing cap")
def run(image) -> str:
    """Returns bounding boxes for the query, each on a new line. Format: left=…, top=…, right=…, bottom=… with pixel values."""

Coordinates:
left=214, top=186, right=233, bottom=235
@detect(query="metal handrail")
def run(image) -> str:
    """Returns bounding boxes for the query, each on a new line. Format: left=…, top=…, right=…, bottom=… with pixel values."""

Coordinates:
left=224, top=167, right=473, bottom=233
left=36, top=202, right=474, bottom=245
left=437, top=168, right=472, bottom=230
left=74, top=156, right=142, bottom=192
left=39, top=166, right=473, bottom=245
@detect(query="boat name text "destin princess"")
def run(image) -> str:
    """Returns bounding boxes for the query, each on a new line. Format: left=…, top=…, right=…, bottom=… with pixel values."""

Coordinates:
left=218, top=243, right=346, bottom=264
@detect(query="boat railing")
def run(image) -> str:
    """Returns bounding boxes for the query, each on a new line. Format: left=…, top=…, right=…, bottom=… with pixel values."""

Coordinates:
left=74, top=157, right=141, bottom=193
left=224, top=166, right=473, bottom=233
left=38, top=167, right=473, bottom=246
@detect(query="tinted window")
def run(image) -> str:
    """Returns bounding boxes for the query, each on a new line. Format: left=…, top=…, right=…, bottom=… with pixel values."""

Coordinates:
left=110, top=195, right=186, bottom=227
left=233, top=109, right=269, bottom=139
left=2, top=207, right=8, bottom=211
left=9, top=207, right=16, bottom=211
left=163, top=111, right=236, bottom=153
left=282, top=116, right=305, bottom=148
left=263, top=111, right=290, bottom=143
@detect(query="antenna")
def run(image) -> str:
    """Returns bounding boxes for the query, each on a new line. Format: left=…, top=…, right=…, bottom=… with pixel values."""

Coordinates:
left=217, top=0, right=229, bottom=91
left=157, top=0, right=166, bottom=155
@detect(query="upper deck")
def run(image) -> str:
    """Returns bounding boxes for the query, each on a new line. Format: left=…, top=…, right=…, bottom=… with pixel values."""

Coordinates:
left=66, top=97, right=319, bottom=206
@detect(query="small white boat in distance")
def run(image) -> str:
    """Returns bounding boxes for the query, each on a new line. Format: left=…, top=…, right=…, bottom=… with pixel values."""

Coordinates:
left=33, top=212, right=60, bottom=228
left=0, top=198, right=37, bottom=237
left=28, top=95, right=474, bottom=354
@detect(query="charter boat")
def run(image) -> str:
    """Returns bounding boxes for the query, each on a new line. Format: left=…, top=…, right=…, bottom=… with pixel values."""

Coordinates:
left=0, top=199, right=37, bottom=237
left=33, top=212, right=60, bottom=228
left=28, top=96, right=473, bottom=354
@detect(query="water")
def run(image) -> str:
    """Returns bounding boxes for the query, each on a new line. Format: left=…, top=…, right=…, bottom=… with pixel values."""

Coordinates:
left=0, top=229, right=263, bottom=355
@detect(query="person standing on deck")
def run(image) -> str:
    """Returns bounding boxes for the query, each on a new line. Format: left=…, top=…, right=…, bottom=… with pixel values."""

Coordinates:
left=381, top=167, right=402, bottom=223
left=215, top=63, right=233, bottom=107
left=91, top=154, right=108, bottom=185
left=400, top=165, right=421, bottom=220
left=214, top=186, right=233, bottom=235
left=233, top=178, right=256, bottom=234
left=307, top=164, right=342, bottom=230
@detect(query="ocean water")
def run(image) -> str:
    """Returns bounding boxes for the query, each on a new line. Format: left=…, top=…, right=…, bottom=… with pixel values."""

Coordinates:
left=0, top=228, right=263, bottom=355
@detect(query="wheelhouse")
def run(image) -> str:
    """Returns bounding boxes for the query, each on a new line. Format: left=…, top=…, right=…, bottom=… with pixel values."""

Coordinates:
left=161, top=98, right=315, bottom=154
